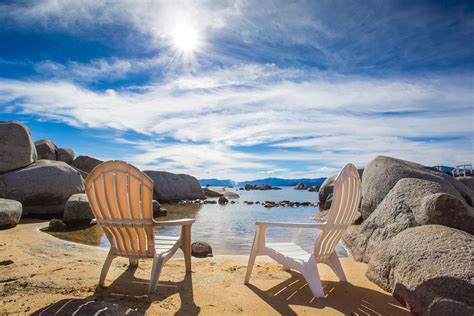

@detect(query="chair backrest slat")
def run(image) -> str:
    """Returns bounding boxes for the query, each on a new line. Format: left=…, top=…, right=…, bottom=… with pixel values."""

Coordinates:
left=315, top=163, right=361, bottom=259
left=85, top=160, right=155, bottom=258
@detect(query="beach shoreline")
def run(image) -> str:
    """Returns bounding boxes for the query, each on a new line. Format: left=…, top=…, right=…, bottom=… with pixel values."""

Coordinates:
left=0, top=219, right=409, bottom=315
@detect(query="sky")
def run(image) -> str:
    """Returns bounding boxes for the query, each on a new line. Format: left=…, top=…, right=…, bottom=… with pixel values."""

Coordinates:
left=0, top=0, right=473, bottom=181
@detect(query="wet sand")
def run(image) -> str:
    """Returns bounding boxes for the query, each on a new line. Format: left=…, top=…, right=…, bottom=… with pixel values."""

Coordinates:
left=0, top=219, right=409, bottom=315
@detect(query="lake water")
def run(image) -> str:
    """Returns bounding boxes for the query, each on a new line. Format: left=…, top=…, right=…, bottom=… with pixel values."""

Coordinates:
left=51, top=187, right=348, bottom=256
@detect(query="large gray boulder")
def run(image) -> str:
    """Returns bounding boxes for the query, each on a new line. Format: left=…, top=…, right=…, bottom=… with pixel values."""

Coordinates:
left=71, top=155, right=103, bottom=173
left=0, top=121, right=37, bottom=174
left=457, top=176, right=474, bottom=191
left=34, top=139, right=57, bottom=160
left=0, top=160, right=85, bottom=215
left=360, top=156, right=473, bottom=220
left=0, top=198, right=22, bottom=229
left=143, top=171, right=205, bottom=203
left=343, top=177, right=474, bottom=262
left=63, top=193, right=93, bottom=225
left=367, top=225, right=474, bottom=316
left=57, top=147, right=75, bottom=164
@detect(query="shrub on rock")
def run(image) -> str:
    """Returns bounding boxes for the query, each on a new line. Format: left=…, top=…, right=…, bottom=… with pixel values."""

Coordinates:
left=0, top=198, right=22, bottom=230
left=34, top=139, right=57, bottom=160
left=0, top=160, right=85, bottom=215
left=0, top=121, right=37, bottom=174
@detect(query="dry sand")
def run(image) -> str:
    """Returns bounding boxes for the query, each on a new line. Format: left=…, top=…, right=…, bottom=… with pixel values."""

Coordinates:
left=0, top=219, right=409, bottom=315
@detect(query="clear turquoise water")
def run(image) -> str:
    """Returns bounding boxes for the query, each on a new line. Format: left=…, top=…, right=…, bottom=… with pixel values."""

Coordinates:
left=91, top=187, right=347, bottom=256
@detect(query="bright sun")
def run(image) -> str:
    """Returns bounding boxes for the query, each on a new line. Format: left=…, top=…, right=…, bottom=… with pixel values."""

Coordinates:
left=172, top=24, right=200, bottom=53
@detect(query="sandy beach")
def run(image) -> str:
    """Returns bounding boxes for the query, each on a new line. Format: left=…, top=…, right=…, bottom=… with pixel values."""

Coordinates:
left=0, top=219, right=409, bottom=315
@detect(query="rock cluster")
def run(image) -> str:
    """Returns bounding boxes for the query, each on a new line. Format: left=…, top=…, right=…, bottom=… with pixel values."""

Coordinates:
left=0, top=121, right=206, bottom=228
left=243, top=184, right=281, bottom=190
left=342, top=156, right=474, bottom=314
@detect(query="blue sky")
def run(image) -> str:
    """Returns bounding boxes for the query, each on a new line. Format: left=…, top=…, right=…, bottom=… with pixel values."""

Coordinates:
left=0, top=0, right=473, bottom=181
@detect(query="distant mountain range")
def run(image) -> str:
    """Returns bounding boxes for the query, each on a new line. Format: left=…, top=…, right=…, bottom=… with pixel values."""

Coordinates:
left=199, top=177, right=326, bottom=187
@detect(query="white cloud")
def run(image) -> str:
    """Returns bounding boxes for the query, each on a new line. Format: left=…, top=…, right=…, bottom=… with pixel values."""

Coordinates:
left=1, top=64, right=472, bottom=180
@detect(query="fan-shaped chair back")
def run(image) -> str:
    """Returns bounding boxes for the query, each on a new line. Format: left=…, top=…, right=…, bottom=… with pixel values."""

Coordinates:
left=314, top=163, right=362, bottom=260
left=85, top=160, right=155, bottom=258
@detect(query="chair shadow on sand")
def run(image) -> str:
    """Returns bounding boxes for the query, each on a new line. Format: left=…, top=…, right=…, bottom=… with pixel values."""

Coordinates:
left=247, top=270, right=410, bottom=316
left=31, top=266, right=200, bottom=315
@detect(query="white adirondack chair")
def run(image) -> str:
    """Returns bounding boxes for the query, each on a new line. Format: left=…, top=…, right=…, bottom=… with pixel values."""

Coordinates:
left=85, top=160, right=195, bottom=294
left=244, top=163, right=362, bottom=298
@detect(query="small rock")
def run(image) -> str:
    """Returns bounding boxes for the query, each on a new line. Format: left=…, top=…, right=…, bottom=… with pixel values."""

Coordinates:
left=56, top=147, right=75, bottom=164
left=294, top=183, right=307, bottom=190
left=49, top=219, right=67, bottom=232
left=0, top=260, right=14, bottom=266
left=218, top=197, right=229, bottom=205
left=34, top=139, right=57, bottom=160
left=191, top=241, right=213, bottom=258
left=153, top=200, right=168, bottom=217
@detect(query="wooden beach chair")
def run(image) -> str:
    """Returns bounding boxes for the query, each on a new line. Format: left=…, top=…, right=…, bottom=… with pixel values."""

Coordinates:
left=85, top=160, right=195, bottom=294
left=244, top=163, right=362, bottom=298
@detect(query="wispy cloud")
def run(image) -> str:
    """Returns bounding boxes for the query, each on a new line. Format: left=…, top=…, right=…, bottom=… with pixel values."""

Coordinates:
left=1, top=64, right=472, bottom=180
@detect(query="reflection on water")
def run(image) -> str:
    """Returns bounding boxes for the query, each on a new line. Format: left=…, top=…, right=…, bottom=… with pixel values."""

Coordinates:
left=48, top=187, right=348, bottom=256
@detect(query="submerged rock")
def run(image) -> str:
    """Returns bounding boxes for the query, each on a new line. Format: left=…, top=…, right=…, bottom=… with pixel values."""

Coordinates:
left=0, top=121, right=37, bottom=174
left=48, top=218, right=67, bottom=231
left=294, top=183, right=307, bottom=190
left=218, top=197, right=229, bottom=205
left=152, top=200, right=167, bottom=217
left=34, top=139, right=57, bottom=160
left=0, top=198, right=22, bottom=230
left=367, top=225, right=474, bottom=316
left=191, top=241, right=213, bottom=258
left=203, top=187, right=224, bottom=198
left=0, top=160, right=85, bottom=215
left=144, top=171, right=205, bottom=203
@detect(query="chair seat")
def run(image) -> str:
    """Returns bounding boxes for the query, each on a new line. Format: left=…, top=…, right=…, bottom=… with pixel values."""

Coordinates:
left=155, top=236, right=180, bottom=254
left=265, top=242, right=312, bottom=263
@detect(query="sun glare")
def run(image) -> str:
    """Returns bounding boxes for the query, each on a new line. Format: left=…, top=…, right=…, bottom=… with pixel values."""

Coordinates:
left=172, top=24, right=200, bottom=53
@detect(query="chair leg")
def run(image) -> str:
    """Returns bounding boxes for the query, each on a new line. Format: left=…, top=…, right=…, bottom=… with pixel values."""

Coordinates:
left=129, top=258, right=139, bottom=267
left=148, top=255, right=165, bottom=294
left=327, top=252, right=347, bottom=282
left=244, top=235, right=259, bottom=284
left=99, top=250, right=115, bottom=287
left=181, top=225, right=192, bottom=272
left=302, top=256, right=325, bottom=298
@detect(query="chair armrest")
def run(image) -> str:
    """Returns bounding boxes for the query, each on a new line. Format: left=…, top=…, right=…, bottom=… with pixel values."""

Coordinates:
left=153, top=218, right=195, bottom=226
left=255, top=221, right=327, bottom=229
